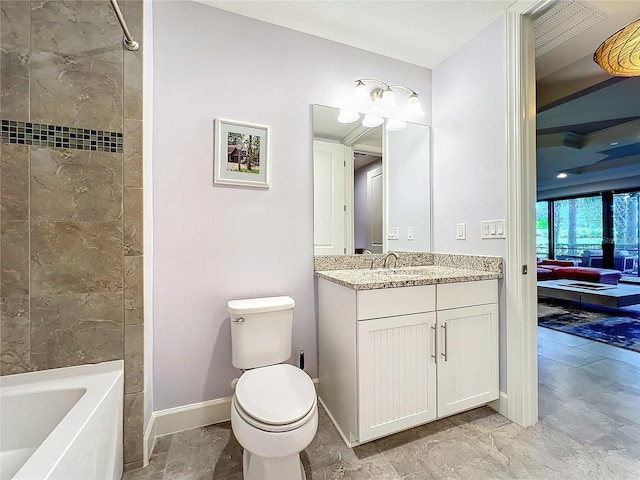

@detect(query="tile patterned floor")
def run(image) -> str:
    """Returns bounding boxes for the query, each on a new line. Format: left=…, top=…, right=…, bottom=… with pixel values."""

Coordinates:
left=124, top=328, right=640, bottom=479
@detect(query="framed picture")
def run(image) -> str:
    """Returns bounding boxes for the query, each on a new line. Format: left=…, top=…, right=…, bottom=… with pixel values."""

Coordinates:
left=214, top=118, right=270, bottom=188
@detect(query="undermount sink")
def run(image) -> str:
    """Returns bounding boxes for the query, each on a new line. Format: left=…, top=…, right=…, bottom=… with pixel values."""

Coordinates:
left=379, top=272, right=416, bottom=280
left=372, top=267, right=435, bottom=279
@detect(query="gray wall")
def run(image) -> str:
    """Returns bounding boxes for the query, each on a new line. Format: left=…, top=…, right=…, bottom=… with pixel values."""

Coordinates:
left=354, top=160, right=382, bottom=251
left=0, top=0, right=145, bottom=468
left=387, top=123, right=431, bottom=252
left=152, top=1, right=432, bottom=411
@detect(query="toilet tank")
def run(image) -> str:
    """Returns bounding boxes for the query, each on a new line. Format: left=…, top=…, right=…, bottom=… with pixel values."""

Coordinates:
left=228, top=296, right=295, bottom=370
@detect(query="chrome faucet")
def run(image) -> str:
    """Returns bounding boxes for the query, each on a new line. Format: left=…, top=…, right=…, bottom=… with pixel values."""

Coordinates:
left=383, top=252, right=399, bottom=269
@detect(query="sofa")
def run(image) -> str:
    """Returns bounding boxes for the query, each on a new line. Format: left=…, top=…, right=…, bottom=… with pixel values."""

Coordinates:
left=582, top=249, right=635, bottom=272
left=537, top=259, right=622, bottom=285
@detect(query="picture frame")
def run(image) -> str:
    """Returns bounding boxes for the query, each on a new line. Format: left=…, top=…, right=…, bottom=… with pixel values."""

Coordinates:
left=214, top=118, right=270, bottom=188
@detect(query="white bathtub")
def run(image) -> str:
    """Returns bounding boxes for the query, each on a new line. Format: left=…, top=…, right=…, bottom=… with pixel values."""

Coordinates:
left=0, top=361, right=124, bottom=480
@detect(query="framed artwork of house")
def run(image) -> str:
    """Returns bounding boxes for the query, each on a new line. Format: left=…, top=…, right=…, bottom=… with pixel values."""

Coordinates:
left=214, top=118, right=270, bottom=188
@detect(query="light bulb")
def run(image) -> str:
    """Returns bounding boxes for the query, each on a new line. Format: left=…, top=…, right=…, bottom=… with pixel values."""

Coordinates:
left=353, top=80, right=370, bottom=109
left=378, top=88, right=398, bottom=116
left=337, top=110, right=360, bottom=124
left=556, top=173, right=568, bottom=179
left=362, top=115, right=384, bottom=128
left=404, top=93, right=425, bottom=120
left=385, top=118, right=407, bottom=131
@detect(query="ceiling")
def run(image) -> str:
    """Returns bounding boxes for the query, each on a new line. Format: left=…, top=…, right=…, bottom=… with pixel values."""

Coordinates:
left=197, top=0, right=520, bottom=69
left=198, top=0, right=640, bottom=195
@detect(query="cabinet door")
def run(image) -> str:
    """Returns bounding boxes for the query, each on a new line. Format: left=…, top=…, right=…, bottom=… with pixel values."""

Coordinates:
left=357, top=313, right=437, bottom=443
left=437, top=304, right=499, bottom=418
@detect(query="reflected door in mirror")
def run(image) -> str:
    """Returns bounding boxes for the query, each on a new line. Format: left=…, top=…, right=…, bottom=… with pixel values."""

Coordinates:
left=313, top=140, right=348, bottom=255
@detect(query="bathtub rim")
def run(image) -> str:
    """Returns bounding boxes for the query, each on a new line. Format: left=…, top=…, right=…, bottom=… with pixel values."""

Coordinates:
left=1, top=360, right=124, bottom=480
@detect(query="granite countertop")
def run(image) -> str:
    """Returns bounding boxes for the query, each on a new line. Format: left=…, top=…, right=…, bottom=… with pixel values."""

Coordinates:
left=315, top=265, right=500, bottom=291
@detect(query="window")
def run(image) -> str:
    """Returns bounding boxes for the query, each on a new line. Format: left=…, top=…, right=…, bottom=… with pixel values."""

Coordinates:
left=536, top=201, right=549, bottom=259
left=613, top=191, right=639, bottom=275
left=553, top=196, right=602, bottom=262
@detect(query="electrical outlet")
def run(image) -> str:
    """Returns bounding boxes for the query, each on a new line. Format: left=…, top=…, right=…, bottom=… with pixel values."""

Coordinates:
left=456, top=223, right=466, bottom=240
left=408, top=227, right=414, bottom=240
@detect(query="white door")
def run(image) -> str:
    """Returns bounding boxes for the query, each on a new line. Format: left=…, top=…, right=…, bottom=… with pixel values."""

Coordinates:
left=357, top=313, right=437, bottom=442
left=313, top=140, right=346, bottom=255
left=436, top=304, right=499, bottom=418
left=367, top=166, right=383, bottom=253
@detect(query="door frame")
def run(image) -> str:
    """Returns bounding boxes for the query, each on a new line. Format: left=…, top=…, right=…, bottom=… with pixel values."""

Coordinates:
left=503, top=1, right=551, bottom=426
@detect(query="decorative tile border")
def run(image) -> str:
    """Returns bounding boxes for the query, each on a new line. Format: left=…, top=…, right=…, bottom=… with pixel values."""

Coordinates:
left=1, top=119, right=123, bottom=153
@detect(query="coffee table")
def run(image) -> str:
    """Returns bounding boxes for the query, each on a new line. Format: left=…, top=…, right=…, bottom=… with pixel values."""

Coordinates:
left=537, top=279, right=640, bottom=308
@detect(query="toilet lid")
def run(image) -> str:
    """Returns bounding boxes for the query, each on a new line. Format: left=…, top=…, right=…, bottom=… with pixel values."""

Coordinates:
left=235, top=364, right=316, bottom=425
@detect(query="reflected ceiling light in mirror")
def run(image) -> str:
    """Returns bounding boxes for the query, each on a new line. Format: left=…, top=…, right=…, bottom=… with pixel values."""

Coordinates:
left=556, top=172, right=568, bottom=179
left=337, top=110, right=360, bottom=124
left=593, top=18, right=640, bottom=77
left=362, top=114, right=384, bottom=128
left=385, top=119, right=407, bottom=132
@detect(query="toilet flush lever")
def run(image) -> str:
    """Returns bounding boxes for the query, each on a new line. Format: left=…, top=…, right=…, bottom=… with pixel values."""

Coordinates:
left=232, top=317, right=245, bottom=324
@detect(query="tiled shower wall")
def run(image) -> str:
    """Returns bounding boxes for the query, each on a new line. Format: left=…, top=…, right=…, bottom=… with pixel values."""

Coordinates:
left=0, top=0, right=144, bottom=468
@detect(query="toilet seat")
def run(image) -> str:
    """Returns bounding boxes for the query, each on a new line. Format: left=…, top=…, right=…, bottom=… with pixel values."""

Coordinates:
left=234, top=364, right=316, bottom=433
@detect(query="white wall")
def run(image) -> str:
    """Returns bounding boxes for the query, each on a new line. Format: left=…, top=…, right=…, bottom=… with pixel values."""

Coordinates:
left=152, top=2, right=432, bottom=410
left=432, top=16, right=508, bottom=391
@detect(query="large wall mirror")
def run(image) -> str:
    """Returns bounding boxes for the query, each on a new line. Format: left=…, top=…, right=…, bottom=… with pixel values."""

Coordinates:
left=312, top=104, right=431, bottom=255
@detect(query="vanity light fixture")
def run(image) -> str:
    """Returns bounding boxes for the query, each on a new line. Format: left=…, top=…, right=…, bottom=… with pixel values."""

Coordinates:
left=593, top=18, right=640, bottom=77
left=342, top=79, right=425, bottom=131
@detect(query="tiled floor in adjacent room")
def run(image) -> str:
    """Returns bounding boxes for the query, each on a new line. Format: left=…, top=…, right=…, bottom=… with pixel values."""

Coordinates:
left=124, top=328, right=640, bottom=479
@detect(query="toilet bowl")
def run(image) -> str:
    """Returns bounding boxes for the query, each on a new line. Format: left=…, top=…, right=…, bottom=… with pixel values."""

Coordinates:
left=231, top=364, right=318, bottom=480
left=228, top=296, right=318, bottom=480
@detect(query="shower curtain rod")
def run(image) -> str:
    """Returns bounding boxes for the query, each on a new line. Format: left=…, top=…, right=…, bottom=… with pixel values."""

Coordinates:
left=109, top=0, right=139, bottom=51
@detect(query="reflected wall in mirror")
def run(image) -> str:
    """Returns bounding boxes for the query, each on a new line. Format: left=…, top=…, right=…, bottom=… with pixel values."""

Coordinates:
left=312, top=104, right=430, bottom=256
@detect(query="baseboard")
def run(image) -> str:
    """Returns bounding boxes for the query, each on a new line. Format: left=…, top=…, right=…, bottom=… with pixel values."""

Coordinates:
left=142, top=416, right=156, bottom=467
left=317, top=396, right=360, bottom=449
left=489, top=391, right=508, bottom=417
left=143, top=378, right=319, bottom=466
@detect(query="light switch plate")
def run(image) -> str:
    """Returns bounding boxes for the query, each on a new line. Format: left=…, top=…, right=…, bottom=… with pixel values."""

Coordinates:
left=387, top=227, right=399, bottom=240
left=407, top=227, right=415, bottom=240
left=456, top=223, right=466, bottom=240
left=481, top=219, right=506, bottom=239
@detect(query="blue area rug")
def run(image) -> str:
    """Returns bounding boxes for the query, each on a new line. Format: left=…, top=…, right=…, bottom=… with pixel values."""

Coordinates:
left=538, top=300, right=640, bottom=352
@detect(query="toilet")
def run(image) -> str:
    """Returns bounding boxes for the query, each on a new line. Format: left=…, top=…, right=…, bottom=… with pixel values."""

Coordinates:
left=228, top=296, right=318, bottom=480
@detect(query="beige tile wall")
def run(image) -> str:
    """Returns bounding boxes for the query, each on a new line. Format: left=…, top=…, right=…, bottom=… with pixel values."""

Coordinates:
left=0, top=0, right=144, bottom=468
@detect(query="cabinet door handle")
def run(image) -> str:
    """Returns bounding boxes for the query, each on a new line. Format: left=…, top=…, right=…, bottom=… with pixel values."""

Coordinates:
left=431, top=324, right=437, bottom=363
left=441, top=323, right=448, bottom=362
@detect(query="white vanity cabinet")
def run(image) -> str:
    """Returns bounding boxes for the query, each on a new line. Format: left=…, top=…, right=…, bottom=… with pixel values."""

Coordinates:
left=318, top=277, right=499, bottom=446
left=436, top=281, right=499, bottom=418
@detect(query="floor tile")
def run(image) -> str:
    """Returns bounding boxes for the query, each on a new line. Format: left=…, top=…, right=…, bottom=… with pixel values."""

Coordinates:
left=538, top=355, right=616, bottom=398
left=574, top=341, right=640, bottom=367
left=124, top=329, right=640, bottom=480
left=538, top=337, right=603, bottom=368
left=579, top=358, right=640, bottom=391
left=579, top=381, right=640, bottom=426
left=537, top=326, right=594, bottom=347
